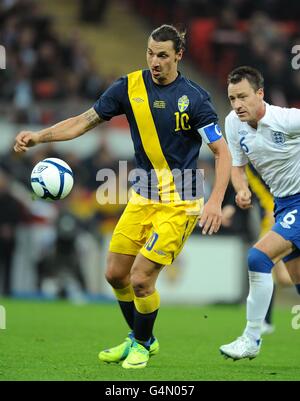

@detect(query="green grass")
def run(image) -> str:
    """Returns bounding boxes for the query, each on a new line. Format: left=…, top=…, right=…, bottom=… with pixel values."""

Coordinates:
left=0, top=299, right=299, bottom=381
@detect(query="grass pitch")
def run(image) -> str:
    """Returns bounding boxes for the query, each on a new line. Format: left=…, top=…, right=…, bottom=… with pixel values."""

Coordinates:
left=0, top=299, right=299, bottom=381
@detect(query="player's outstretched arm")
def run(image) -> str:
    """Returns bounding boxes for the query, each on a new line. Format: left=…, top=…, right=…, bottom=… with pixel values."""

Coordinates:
left=231, top=166, right=252, bottom=209
left=14, top=108, right=103, bottom=153
left=199, top=137, right=232, bottom=235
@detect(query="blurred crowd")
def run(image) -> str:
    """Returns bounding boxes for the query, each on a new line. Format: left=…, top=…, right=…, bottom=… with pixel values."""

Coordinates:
left=0, top=0, right=117, bottom=298
left=129, top=0, right=300, bottom=107
left=128, top=0, right=300, bottom=22
left=0, top=0, right=111, bottom=125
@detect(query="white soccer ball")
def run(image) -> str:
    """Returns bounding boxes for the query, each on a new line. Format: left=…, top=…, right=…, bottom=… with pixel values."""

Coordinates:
left=30, top=158, right=74, bottom=200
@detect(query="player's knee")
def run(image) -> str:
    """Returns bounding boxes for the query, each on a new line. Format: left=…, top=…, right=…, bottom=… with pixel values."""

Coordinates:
left=290, top=274, right=300, bottom=287
left=105, top=267, right=127, bottom=288
left=248, top=247, right=274, bottom=273
left=130, top=274, right=153, bottom=297
left=291, top=270, right=300, bottom=285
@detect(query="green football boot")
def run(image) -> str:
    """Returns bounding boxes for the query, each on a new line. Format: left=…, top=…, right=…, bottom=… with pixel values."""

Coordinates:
left=98, top=333, right=159, bottom=363
left=122, top=341, right=149, bottom=369
left=149, top=337, right=159, bottom=356
left=98, top=334, right=132, bottom=363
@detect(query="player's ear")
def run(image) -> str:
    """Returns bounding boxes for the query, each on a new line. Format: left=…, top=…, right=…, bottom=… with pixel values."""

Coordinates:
left=175, top=49, right=183, bottom=62
left=257, top=88, right=264, bottom=99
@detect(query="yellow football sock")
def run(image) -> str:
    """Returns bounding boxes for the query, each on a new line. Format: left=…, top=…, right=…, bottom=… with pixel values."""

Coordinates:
left=113, top=284, right=134, bottom=302
left=134, top=290, right=160, bottom=314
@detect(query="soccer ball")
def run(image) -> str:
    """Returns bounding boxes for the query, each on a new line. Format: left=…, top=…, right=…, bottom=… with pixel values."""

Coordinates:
left=30, top=158, right=74, bottom=200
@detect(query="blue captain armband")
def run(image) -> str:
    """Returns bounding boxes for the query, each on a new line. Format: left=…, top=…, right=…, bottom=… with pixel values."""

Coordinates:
left=198, top=122, right=223, bottom=144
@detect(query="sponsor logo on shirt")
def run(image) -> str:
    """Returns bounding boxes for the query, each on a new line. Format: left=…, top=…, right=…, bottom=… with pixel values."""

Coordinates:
left=153, top=100, right=166, bottom=109
left=178, top=95, right=189, bottom=112
left=238, top=130, right=249, bottom=136
left=154, top=249, right=167, bottom=256
left=280, top=221, right=291, bottom=229
left=132, top=97, right=144, bottom=103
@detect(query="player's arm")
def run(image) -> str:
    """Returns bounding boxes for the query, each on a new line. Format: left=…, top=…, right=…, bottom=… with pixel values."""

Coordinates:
left=231, top=165, right=252, bottom=209
left=224, top=115, right=252, bottom=210
left=14, top=108, right=103, bottom=153
left=199, top=137, right=232, bottom=235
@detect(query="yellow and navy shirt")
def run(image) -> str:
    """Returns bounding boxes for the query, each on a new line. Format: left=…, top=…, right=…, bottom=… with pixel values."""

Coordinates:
left=93, top=69, right=222, bottom=201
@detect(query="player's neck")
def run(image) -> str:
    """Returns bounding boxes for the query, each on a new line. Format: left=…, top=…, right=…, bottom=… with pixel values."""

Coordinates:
left=248, top=103, right=266, bottom=129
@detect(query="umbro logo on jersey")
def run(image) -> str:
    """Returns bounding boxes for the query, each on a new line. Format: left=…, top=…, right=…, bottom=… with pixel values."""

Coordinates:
left=280, top=221, right=291, bottom=229
left=132, top=97, right=144, bottom=103
left=238, top=130, right=249, bottom=136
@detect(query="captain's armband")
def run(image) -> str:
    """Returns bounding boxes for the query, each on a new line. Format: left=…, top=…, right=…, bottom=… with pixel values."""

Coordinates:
left=198, top=122, right=223, bottom=144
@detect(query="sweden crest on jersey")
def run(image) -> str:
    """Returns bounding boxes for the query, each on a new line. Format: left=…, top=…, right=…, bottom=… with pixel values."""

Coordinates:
left=178, top=95, right=189, bottom=112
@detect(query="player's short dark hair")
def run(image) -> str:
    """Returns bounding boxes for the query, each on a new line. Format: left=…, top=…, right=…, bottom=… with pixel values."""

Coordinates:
left=150, top=24, right=186, bottom=53
left=227, top=66, right=264, bottom=91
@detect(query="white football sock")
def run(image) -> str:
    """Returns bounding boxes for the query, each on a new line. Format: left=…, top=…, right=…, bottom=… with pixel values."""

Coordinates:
left=244, top=271, right=274, bottom=340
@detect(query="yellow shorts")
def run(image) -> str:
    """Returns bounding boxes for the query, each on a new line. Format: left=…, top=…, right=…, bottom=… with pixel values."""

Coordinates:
left=109, top=191, right=203, bottom=265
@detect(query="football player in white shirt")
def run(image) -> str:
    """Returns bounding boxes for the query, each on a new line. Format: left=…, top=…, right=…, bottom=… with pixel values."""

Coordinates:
left=220, top=66, right=300, bottom=360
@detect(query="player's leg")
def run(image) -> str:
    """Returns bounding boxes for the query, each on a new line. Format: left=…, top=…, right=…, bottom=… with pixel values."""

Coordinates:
left=122, top=254, right=163, bottom=369
left=273, top=259, right=293, bottom=286
left=104, top=197, right=150, bottom=332
left=122, top=201, right=200, bottom=369
left=262, top=260, right=293, bottom=334
left=284, top=255, right=300, bottom=295
left=98, top=252, right=137, bottom=363
left=99, top=251, right=160, bottom=363
left=105, top=252, right=136, bottom=330
left=99, top=199, right=150, bottom=363
left=244, top=230, right=293, bottom=341
left=262, top=281, right=276, bottom=335
left=220, top=230, right=293, bottom=360
left=131, top=254, right=162, bottom=344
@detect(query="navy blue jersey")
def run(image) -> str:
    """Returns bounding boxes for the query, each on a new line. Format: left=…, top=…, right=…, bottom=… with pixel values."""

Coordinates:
left=93, top=69, right=222, bottom=200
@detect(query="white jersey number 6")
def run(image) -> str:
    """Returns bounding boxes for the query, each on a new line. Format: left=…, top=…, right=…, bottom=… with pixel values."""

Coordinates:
left=283, top=209, right=298, bottom=226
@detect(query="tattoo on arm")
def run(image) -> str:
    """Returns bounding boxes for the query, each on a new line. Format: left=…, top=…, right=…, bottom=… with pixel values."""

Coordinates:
left=83, top=108, right=101, bottom=131
left=40, top=131, right=53, bottom=143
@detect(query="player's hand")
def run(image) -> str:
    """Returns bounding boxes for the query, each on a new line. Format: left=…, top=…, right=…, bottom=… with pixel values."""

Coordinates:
left=14, top=131, right=40, bottom=153
left=198, top=200, right=222, bottom=235
left=235, top=189, right=252, bottom=209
